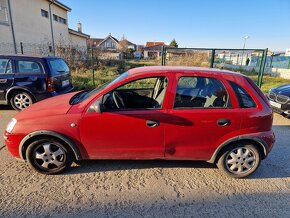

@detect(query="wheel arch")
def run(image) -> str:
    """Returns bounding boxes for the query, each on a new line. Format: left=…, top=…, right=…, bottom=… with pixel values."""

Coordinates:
left=19, top=130, right=82, bottom=161
left=207, top=136, right=269, bottom=164
left=6, top=87, right=36, bottom=102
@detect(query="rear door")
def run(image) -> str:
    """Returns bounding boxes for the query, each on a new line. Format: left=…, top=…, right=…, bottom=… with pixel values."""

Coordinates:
left=0, top=58, right=14, bottom=102
left=164, top=74, right=242, bottom=160
left=46, top=58, right=72, bottom=92
left=14, top=58, right=47, bottom=95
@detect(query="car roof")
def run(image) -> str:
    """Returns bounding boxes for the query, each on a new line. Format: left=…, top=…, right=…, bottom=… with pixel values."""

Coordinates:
left=128, top=66, right=244, bottom=78
left=0, top=54, right=62, bottom=59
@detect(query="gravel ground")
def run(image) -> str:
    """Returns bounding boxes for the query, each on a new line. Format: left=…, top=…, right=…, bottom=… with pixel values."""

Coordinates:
left=0, top=107, right=289, bottom=218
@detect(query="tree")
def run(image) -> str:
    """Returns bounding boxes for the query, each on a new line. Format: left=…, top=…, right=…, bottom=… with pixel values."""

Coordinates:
left=170, top=38, right=178, bottom=48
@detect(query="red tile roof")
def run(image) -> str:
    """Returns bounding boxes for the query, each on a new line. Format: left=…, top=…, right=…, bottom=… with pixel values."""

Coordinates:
left=145, top=42, right=165, bottom=47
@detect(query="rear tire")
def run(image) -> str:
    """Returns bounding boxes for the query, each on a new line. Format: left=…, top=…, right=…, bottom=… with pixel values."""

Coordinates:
left=26, top=138, right=73, bottom=174
left=217, top=142, right=261, bottom=178
left=10, top=91, right=34, bottom=111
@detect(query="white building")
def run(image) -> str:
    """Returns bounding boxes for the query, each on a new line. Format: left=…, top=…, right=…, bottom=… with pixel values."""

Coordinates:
left=285, top=48, right=290, bottom=56
left=0, top=0, right=89, bottom=55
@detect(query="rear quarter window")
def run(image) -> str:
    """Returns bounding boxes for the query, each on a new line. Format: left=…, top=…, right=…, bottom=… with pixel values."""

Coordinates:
left=47, top=59, right=69, bottom=76
left=229, top=81, right=256, bottom=108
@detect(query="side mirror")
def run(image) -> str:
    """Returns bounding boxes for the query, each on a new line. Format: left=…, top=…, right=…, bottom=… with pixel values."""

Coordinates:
left=88, top=100, right=105, bottom=113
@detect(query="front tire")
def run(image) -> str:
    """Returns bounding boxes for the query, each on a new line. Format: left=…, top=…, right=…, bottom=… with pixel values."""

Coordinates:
left=26, top=138, right=73, bottom=174
left=217, top=142, right=261, bottom=178
left=10, top=91, right=34, bottom=111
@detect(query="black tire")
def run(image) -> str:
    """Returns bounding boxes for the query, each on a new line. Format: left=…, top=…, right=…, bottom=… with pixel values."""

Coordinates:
left=26, top=138, right=73, bottom=174
left=10, top=90, right=34, bottom=111
left=217, top=142, right=261, bottom=178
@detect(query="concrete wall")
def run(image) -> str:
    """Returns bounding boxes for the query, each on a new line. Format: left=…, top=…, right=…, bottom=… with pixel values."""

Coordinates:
left=270, top=68, right=290, bottom=80
left=69, top=33, right=87, bottom=50
left=0, top=0, right=71, bottom=54
left=0, top=0, right=69, bottom=52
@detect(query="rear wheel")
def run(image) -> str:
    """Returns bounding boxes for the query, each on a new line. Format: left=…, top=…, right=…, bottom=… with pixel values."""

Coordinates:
left=217, top=142, right=261, bottom=178
left=10, top=91, right=34, bottom=110
left=26, top=138, right=73, bottom=174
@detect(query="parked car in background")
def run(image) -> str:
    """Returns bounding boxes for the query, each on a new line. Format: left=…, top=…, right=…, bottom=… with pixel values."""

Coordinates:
left=0, top=55, right=74, bottom=110
left=268, top=84, right=290, bottom=118
left=4, top=66, right=274, bottom=178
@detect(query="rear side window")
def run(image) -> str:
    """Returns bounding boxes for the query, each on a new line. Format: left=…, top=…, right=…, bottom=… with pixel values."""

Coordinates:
left=17, top=60, right=42, bottom=73
left=48, top=59, right=69, bottom=76
left=174, top=76, right=229, bottom=108
left=0, top=59, right=12, bottom=74
left=230, top=81, right=256, bottom=108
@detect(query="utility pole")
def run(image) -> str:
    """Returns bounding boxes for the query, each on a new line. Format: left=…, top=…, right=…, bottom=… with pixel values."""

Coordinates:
left=48, top=0, right=55, bottom=55
left=7, top=0, right=17, bottom=54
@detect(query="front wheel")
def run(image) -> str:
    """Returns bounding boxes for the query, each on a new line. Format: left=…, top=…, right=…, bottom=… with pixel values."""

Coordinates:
left=26, top=138, right=73, bottom=174
left=217, top=142, right=261, bottom=178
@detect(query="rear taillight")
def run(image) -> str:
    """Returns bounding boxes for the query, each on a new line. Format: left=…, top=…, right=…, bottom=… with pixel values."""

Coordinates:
left=46, top=77, right=55, bottom=92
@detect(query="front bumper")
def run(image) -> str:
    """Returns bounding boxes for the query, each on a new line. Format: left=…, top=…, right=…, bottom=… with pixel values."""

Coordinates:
left=4, top=131, right=24, bottom=158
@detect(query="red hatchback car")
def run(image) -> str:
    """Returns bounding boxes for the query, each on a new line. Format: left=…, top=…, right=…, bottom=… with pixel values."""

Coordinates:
left=4, top=67, right=275, bottom=178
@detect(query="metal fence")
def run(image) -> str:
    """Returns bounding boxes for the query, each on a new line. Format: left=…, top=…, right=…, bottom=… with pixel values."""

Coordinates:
left=160, top=47, right=268, bottom=87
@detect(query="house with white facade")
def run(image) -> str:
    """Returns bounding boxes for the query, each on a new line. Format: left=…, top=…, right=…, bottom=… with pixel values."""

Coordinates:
left=0, top=0, right=89, bottom=55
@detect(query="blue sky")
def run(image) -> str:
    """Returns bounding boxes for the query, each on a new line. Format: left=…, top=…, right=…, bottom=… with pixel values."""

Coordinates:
left=61, top=0, right=290, bottom=51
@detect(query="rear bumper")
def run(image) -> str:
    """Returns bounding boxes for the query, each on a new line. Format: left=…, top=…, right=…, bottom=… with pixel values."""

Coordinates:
left=51, top=85, right=74, bottom=96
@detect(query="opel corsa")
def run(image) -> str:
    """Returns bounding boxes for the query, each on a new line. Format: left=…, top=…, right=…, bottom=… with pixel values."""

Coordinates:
left=4, top=67, right=275, bottom=178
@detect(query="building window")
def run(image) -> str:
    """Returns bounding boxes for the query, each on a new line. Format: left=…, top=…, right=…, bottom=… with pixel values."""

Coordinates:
left=53, top=14, right=67, bottom=24
left=53, top=14, right=58, bottom=21
left=59, top=17, right=66, bottom=24
left=41, top=9, right=48, bottom=18
left=0, top=0, right=9, bottom=25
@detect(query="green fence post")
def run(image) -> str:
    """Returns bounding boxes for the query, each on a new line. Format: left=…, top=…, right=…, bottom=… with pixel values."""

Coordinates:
left=160, top=46, right=164, bottom=66
left=257, top=49, right=268, bottom=87
left=91, top=47, right=95, bottom=86
left=257, top=51, right=264, bottom=87
left=163, top=47, right=166, bottom=66
left=288, top=59, right=290, bottom=69
left=260, top=48, right=268, bottom=86
left=210, top=49, right=215, bottom=68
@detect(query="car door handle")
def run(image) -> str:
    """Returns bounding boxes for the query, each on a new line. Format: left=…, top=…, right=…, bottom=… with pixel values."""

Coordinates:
left=0, top=79, right=7, bottom=83
left=146, top=120, right=160, bottom=128
left=217, top=118, right=231, bottom=126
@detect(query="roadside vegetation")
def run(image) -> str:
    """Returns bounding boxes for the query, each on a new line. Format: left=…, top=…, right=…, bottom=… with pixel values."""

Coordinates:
left=71, top=60, right=290, bottom=93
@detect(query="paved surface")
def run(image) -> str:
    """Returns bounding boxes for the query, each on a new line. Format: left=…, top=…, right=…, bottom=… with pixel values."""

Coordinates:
left=0, top=107, right=289, bottom=217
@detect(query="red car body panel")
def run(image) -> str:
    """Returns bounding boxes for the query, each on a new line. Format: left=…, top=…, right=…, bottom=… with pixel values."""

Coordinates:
left=4, top=66, right=275, bottom=162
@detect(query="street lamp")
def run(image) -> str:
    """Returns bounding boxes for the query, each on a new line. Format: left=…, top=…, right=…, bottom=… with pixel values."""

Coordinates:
left=241, top=35, right=250, bottom=66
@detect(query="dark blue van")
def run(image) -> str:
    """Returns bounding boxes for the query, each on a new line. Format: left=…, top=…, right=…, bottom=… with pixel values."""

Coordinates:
left=0, top=55, right=74, bottom=110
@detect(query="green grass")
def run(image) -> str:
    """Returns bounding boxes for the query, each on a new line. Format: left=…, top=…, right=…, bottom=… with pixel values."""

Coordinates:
left=240, top=71, right=290, bottom=93
left=72, top=67, right=119, bottom=90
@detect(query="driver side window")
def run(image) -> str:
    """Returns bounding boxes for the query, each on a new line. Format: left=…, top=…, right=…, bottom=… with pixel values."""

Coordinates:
left=102, top=76, right=168, bottom=110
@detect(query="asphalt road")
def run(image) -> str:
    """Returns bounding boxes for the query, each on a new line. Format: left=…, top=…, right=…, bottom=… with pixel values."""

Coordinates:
left=0, top=107, right=289, bottom=217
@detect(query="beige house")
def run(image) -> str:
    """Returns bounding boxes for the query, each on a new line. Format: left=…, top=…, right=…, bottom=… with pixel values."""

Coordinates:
left=87, top=34, right=136, bottom=60
left=0, top=0, right=89, bottom=55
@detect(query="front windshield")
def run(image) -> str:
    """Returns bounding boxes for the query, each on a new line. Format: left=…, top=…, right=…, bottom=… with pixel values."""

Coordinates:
left=70, top=71, right=128, bottom=104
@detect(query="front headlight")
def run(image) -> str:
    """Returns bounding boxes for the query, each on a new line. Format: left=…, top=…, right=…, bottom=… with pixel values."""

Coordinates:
left=6, top=118, right=17, bottom=133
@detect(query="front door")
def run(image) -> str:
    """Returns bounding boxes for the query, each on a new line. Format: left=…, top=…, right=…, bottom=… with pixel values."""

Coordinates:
left=0, top=58, right=14, bottom=102
left=79, top=76, right=170, bottom=159
left=164, top=75, right=242, bottom=160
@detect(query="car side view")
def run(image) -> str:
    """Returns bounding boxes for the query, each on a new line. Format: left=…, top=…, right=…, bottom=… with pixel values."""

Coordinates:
left=4, top=66, right=275, bottom=178
left=0, top=55, right=74, bottom=110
